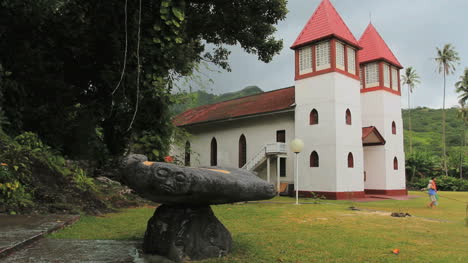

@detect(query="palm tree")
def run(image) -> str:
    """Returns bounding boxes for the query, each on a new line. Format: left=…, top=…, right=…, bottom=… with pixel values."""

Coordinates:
left=456, top=68, right=468, bottom=178
left=435, top=44, right=460, bottom=176
left=401, top=67, right=420, bottom=154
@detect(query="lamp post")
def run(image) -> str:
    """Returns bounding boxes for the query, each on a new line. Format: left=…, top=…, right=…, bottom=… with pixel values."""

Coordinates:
left=290, top=138, right=304, bottom=205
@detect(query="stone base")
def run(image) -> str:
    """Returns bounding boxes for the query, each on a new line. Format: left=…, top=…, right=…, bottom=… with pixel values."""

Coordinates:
left=143, top=204, right=232, bottom=262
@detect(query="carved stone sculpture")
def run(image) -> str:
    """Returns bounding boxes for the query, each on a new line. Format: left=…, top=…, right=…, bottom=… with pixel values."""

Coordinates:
left=120, top=154, right=276, bottom=262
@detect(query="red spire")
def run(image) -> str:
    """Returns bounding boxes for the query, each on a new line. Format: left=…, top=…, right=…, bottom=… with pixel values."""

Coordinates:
left=358, top=23, right=402, bottom=68
left=291, top=0, right=359, bottom=49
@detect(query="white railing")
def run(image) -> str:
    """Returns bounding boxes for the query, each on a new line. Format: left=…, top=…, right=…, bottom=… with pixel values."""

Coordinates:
left=266, top=142, right=287, bottom=154
left=242, top=143, right=287, bottom=171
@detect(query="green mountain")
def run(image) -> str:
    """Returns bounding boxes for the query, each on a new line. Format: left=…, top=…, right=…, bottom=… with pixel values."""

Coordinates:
left=402, top=107, right=466, bottom=154
left=171, top=86, right=264, bottom=116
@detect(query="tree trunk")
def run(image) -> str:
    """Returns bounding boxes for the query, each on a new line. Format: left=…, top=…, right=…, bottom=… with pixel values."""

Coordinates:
left=462, top=111, right=466, bottom=179
left=442, top=71, right=448, bottom=176
left=408, top=84, right=412, bottom=154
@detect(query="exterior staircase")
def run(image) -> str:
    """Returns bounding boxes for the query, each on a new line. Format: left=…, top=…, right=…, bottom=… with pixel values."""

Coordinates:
left=242, top=143, right=287, bottom=171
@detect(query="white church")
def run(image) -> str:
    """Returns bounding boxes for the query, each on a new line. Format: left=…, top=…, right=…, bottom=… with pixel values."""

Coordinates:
left=172, top=0, right=407, bottom=199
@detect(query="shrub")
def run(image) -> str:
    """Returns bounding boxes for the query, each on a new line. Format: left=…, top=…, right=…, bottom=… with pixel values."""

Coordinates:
left=408, top=176, right=468, bottom=191
left=0, top=163, right=33, bottom=212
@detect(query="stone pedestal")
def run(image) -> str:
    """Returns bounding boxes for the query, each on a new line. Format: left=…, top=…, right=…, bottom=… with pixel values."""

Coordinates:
left=143, top=205, right=232, bottom=262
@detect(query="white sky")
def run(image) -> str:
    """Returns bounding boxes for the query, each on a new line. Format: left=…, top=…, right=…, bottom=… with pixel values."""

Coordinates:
left=195, top=0, right=468, bottom=109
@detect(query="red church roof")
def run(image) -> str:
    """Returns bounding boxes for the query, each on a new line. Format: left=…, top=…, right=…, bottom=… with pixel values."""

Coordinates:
left=358, top=23, right=402, bottom=68
left=291, top=0, right=359, bottom=49
left=173, top=87, right=295, bottom=127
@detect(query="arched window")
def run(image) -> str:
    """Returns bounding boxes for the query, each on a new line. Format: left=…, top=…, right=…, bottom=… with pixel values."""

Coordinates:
left=238, top=134, right=247, bottom=168
left=310, top=151, right=319, bottom=167
left=184, top=141, right=191, bottom=166
left=393, top=157, right=398, bottom=170
left=347, top=152, right=354, bottom=168
left=210, top=138, right=217, bottom=166
left=310, top=109, right=319, bottom=125
left=392, top=121, right=396, bottom=134
left=345, top=109, right=352, bottom=125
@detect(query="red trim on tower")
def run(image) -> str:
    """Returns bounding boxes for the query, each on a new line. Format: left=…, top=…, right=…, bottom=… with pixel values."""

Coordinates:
left=298, top=191, right=366, bottom=200
left=344, top=44, right=348, bottom=72
left=312, top=45, right=317, bottom=72
left=364, top=189, right=408, bottom=196
left=296, top=67, right=360, bottom=81
left=361, top=65, right=366, bottom=89
left=294, top=50, right=299, bottom=78
left=330, top=39, right=337, bottom=70
left=378, top=62, right=384, bottom=88
left=389, top=65, right=393, bottom=88
left=361, top=86, right=401, bottom=96
left=397, top=69, right=401, bottom=92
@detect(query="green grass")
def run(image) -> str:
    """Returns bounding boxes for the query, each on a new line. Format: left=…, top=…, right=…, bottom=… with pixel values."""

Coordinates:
left=50, top=192, right=468, bottom=262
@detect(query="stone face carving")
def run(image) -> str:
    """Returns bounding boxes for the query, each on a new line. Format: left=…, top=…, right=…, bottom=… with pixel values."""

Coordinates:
left=121, top=154, right=276, bottom=205
left=120, top=154, right=276, bottom=262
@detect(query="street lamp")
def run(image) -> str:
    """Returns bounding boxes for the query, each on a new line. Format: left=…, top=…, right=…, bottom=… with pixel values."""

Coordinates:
left=290, top=138, right=304, bottom=205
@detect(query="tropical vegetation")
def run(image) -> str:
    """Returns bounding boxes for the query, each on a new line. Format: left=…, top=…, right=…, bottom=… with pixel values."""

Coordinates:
left=434, top=44, right=460, bottom=176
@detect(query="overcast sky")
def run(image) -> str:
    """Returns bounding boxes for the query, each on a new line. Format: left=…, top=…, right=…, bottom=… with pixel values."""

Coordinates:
left=195, top=0, right=468, bottom=109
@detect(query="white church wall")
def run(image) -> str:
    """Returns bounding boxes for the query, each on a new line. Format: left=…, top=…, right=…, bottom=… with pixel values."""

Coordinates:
left=361, top=90, right=406, bottom=191
left=334, top=74, right=364, bottom=192
left=182, top=112, right=295, bottom=184
left=295, top=72, right=364, bottom=193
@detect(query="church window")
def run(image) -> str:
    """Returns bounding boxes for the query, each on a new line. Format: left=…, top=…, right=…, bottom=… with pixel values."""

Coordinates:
left=392, top=121, right=396, bottom=134
left=184, top=141, right=191, bottom=166
left=391, top=67, right=399, bottom=91
left=347, top=47, right=356, bottom=74
left=238, top=134, right=247, bottom=168
left=310, top=109, right=319, bottom=125
left=345, top=109, right=352, bottom=125
left=276, top=130, right=286, bottom=143
left=310, top=151, right=319, bottom=167
left=383, top=63, right=390, bottom=87
left=348, top=153, right=354, bottom=168
left=365, top=62, right=379, bottom=87
left=210, top=138, right=217, bottom=166
left=393, top=157, right=398, bottom=170
left=336, top=41, right=345, bottom=70
left=316, top=41, right=330, bottom=70
left=299, top=47, right=313, bottom=75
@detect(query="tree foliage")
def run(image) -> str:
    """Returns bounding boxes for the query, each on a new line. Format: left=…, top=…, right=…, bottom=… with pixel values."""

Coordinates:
left=0, top=0, right=287, bottom=160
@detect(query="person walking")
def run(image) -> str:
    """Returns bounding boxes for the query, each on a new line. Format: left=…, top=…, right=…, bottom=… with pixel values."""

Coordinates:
left=427, top=177, right=438, bottom=208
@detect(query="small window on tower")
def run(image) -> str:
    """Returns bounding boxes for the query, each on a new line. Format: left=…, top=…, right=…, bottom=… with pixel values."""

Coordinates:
left=345, top=109, right=352, bottom=125
left=336, top=41, right=345, bottom=70
left=393, top=157, right=398, bottom=170
left=316, top=41, right=330, bottom=70
left=348, top=153, right=354, bottom=168
left=383, top=63, right=390, bottom=87
left=310, top=109, right=319, bottom=125
left=347, top=47, right=356, bottom=74
left=365, top=62, right=379, bottom=88
left=310, top=151, right=319, bottom=167
left=299, top=47, right=312, bottom=75
left=392, top=121, right=396, bottom=135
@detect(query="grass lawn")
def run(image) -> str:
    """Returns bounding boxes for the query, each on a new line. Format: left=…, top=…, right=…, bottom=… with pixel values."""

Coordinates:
left=49, top=191, right=468, bottom=262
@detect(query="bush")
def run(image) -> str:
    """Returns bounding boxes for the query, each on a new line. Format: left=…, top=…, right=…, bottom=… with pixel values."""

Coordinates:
left=0, top=163, right=33, bottom=212
left=408, top=176, right=468, bottom=191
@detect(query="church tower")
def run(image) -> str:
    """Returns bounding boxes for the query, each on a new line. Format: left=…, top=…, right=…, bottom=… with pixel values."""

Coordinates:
left=358, top=23, right=407, bottom=195
left=291, top=0, right=365, bottom=199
